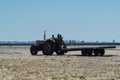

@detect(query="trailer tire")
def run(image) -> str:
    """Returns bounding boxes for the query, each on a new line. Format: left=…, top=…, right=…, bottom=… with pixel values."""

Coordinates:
left=94, top=49, right=105, bottom=56
left=81, top=50, right=87, bottom=56
left=99, top=49, right=105, bottom=56
left=94, top=49, right=99, bottom=56
left=87, top=49, right=93, bottom=56
left=42, top=40, right=54, bottom=55
left=30, top=45, right=38, bottom=55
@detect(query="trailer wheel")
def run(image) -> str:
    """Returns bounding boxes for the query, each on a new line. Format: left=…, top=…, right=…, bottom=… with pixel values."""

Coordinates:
left=82, top=49, right=92, bottom=56
left=42, top=40, right=54, bottom=55
left=99, top=49, right=105, bottom=56
left=94, top=49, right=99, bottom=56
left=81, top=50, right=87, bottom=56
left=94, top=49, right=105, bottom=56
left=30, top=45, right=38, bottom=55
left=87, top=49, right=93, bottom=56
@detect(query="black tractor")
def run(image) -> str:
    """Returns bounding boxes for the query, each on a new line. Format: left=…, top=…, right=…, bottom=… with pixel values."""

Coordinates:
left=30, top=34, right=66, bottom=55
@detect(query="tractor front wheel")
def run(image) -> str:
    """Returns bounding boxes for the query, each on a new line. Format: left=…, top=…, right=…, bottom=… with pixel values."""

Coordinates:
left=30, top=45, right=38, bottom=55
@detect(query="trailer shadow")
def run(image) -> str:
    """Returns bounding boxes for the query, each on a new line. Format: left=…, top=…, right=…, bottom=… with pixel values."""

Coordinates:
left=65, top=54, right=118, bottom=57
left=36, top=54, right=118, bottom=57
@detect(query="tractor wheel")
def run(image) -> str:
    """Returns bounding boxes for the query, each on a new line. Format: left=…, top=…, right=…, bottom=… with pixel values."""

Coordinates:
left=56, top=51, right=64, bottom=55
left=42, top=40, right=54, bottom=55
left=30, top=45, right=38, bottom=55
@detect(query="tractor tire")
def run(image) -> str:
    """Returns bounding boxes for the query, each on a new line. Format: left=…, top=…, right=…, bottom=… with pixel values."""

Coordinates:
left=42, top=40, right=54, bottom=55
left=30, top=45, right=38, bottom=55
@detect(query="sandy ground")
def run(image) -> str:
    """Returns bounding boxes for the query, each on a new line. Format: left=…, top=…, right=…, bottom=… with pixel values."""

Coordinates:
left=0, top=46, right=120, bottom=80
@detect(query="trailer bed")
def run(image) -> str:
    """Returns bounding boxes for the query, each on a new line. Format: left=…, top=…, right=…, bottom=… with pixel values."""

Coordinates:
left=63, top=46, right=116, bottom=51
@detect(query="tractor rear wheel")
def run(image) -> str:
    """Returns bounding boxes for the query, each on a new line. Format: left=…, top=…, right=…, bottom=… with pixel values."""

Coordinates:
left=42, top=40, right=54, bottom=55
left=30, top=45, right=38, bottom=55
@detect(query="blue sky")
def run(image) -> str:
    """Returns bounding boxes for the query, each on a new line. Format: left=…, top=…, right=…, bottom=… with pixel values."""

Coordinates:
left=0, top=0, right=120, bottom=42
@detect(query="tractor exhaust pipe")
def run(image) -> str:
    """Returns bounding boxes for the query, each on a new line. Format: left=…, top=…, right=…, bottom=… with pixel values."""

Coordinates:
left=44, top=30, right=46, bottom=40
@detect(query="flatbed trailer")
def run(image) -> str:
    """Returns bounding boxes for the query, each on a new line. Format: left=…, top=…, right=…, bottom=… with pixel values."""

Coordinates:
left=62, top=46, right=116, bottom=56
left=30, top=34, right=116, bottom=56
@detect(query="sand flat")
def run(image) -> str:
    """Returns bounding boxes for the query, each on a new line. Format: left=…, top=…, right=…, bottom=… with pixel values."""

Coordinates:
left=0, top=46, right=120, bottom=80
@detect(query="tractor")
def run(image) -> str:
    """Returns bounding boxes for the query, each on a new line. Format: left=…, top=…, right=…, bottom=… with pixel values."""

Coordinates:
left=30, top=34, right=67, bottom=55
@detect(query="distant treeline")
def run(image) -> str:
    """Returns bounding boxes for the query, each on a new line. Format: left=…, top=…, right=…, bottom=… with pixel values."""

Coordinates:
left=64, top=40, right=120, bottom=45
left=0, top=40, right=120, bottom=46
left=0, top=41, right=35, bottom=46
